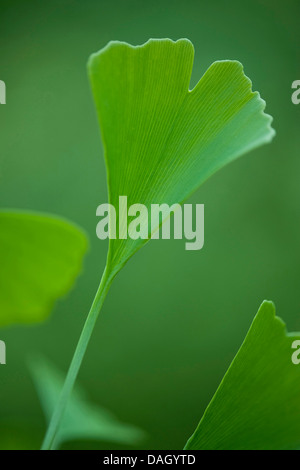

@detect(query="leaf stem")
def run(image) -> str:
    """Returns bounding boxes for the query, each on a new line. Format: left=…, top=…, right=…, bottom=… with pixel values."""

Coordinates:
left=41, top=265, right=113, bottom=450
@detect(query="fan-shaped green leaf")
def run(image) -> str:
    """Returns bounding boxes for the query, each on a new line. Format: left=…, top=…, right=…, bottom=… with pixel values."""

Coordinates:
left=30, top=357, right=145, bottom=449
left=88, top=38, right=275, bottom=274
left=185, top=301, right=300, bottom=450
left=0, top=210, right=88, bottom=326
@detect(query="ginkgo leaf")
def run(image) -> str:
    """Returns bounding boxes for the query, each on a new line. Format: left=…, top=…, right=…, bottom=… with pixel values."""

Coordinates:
left=41, top=39, right=276, bottom=450
left=29, top=357, right=145, bottom=449
left=88, top=38, right=275, bottom=274
left=184, top=301, right=300, bottom=450
left=0, top=210, right=88, bottom=326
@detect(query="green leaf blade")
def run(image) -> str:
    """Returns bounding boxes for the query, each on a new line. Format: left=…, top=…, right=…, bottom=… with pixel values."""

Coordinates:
left=29, top=357, right=145, bottom=449
left=185, top=301, right=300, bottom=450
left=0, top=210, right=88, bottom=326
left=88, top=38, right=275, bottom=273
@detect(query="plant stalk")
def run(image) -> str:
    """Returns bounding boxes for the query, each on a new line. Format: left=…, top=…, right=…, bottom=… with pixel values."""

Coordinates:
left=41, top=266, right=113, bottom=450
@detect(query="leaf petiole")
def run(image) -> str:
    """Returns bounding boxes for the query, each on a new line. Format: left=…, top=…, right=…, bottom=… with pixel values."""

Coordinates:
left=41, top=265, right=113, bottom=450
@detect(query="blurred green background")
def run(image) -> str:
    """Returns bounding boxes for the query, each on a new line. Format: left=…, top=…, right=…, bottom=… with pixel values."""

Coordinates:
left=0, top=0, right=299, bottom=450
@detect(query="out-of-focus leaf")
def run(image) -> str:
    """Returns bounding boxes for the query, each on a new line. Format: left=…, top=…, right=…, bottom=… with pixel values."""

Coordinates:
left=29, top=357, right=145, bottom=449
left=185, top=301, right=300, bottom=450
left=88, top=38, right=275, bottom=275
left=0, top=210, right=88, bottom=326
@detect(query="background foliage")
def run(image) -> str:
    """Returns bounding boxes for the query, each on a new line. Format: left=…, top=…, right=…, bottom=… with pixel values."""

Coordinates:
left=0, top=0, right=299, bottom=449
